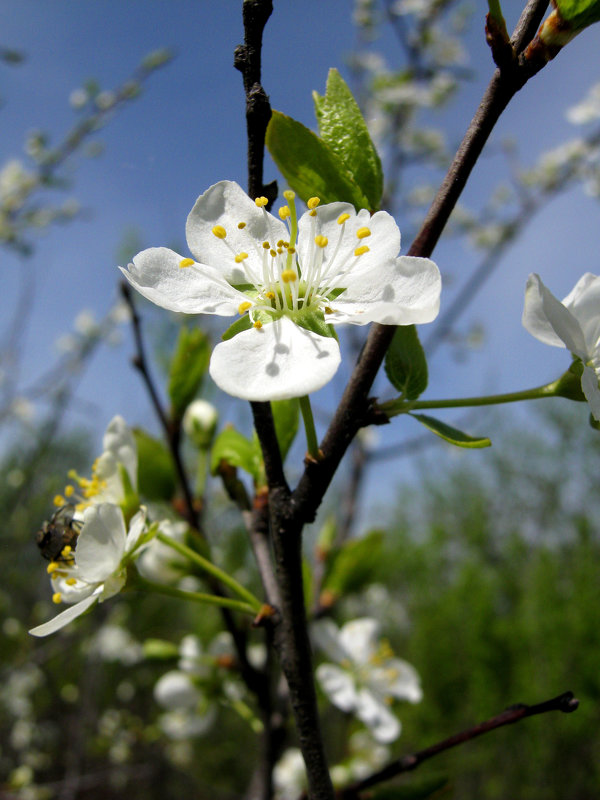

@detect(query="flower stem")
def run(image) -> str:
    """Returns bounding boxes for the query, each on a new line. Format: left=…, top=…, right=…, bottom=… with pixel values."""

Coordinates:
left=156, top=531, right=262, bottom=611
left=380, top=380, right=562, bottom=417
left=299, top=395, right=320, bottom=459
left=134, top=575, right=257, bottom=616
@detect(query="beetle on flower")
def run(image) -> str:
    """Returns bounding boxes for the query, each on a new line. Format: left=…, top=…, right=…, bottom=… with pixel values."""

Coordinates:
left=120, top=180, right=441, bottom=402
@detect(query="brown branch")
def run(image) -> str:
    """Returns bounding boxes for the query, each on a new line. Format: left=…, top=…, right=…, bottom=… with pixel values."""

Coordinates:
left=291, top=0, right=552, bottom=527
left=339, top=691, right=579, bottom=797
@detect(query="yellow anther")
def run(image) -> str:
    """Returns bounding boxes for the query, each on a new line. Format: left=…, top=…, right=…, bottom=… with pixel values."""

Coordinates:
left=52, top=592, right=62, bottom=605
left=53, top=495, right=65, bottom=507
left=314, top=235, right=328, bottom=248
left=262, top=241, right=270, bottom=249
left=309, top=210, right=317, bottom=217
left=279, top=205, right=291, bottom=220
left=47, top=562, right=59, bottom=574
left=287, top=246, right=296, bottom=254
left=337, top=213, right=350, bottom=225
left=237, top=221, right=246, bottom=229
left=281, top=269, right=298, bottom=283
left=255, top=196, right=269, bottom=207
left=66, top=578, right=77, bottom=586
left=283, top=189, right=295, bottom=200
left=234, top=252, right=249, bottom=263
left=61, top=545, right=72, bottom=556
left=307, top=197, right=320, bottom=209
left=356, top=227, right=371, bottom=239
left=265, top=291, right=275, bottom=300
left=212, top=225, right=227, bottom=239
left=238, top=301, right=252, bottom=314
left=277, top=239, right=285, bottom=248
left=64, top=485, right=75, bottom=498
left=354, top=245, right=370, bottom=256
left=179, top=257, right=195, bottom=268
left=277, top=248, right=283, bottom=255
left=253, top=320, right=263, bottom=329
left=324, top=306, right=334, bottom=314
left=270, top=249, right=277, bottom=258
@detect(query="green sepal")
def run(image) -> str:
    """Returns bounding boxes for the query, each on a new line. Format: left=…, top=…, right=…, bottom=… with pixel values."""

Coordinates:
left=553, top=360, right=586, bottom=401
left=132, top=429, right=178, bottom=501
left=321, top=530, right=384, bottom=599
left=385, top=325, right=428, bottom=400
left=554, top=0, right=600, bottom=30
left=313, top=68, right=383, bottom=210
left=296, top=310, right=338, bottom=341
left=221, top=314, right=253, bottom=341
left=410, top=413, right=491, bottom=448
left=266, top=110, right=370, bottom=208
left=210, top=426, right=263, bottom=484
left=168, top=326, right=210, bottom=421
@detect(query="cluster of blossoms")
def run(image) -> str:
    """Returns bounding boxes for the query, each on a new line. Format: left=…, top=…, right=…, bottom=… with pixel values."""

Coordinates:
left=121, top=180, right=441, bottom=401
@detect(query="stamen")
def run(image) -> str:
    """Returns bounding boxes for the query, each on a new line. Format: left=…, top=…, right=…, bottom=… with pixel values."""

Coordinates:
left=314, top=235, right=328, bottom=248
left=255, top=196, right=269, bottom=208
left=253, top=320, right=263, bottom=329
left=234, top=252, right=249, bottom=263
left=337, top=213, right=350, bottom=225
left=270, top=249, right=277, bottom=258
left=281, top=269, right=297, bottom=283
left=179, top=258, right=195, bottom=268
left=262, top=241, right=270, bottom=250
left=279, top=206, right=291, bottom=221
left=265, top=291, right=275, bottom=300
left=356, top=227, right=371, bottom=239
left=324, top=306, right=334, bottom=314
left=54, top=495, right=65, bottom=507
left=47, top=562, right=59, bottom=574
left=237, top=221, right=246, bottom=229
left=354, top=245, right=370, bottom=256
left=238, top=301, right=252, bottom=314
left=52, top=592, right=62, bottom=604
left=283, top=189, right=295, bottom=201
left=64, top=485, right=75, bottom=498
left=307, top=197, right=320, bottom=209
left=66, top=578, right=77, bottom=586
left=212, top=225, right=227, bottom=239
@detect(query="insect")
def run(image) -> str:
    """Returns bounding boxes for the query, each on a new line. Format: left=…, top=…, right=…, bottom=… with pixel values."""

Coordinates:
left=36, top=505, right=82, bottom=562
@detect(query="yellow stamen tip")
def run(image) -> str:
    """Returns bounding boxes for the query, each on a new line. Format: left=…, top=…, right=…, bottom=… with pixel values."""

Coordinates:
left=47, top=562, right=59, bottom=574
left=324, top=306, right=334, bottom=314
left=281, top=269, right=297, bottom=283
left=234, top=252, right=249, bottom=263
left=253, top=320, right=263, bottom=329
left=354, top=245, right=370, bottom=256
left=287, top=246, right=296, bottom=254
left=237, top=221, right=246, bottom=229
left=265, top=291, right=275, bottom=299
left=356, top=227, right=371, bottom=239
left=278, top=205, right=291, bottom=220
left=283, top=189, right=295, bottom=200
left=307, top=196, right=320, bottom=209
left=53, top=495, right=65, bottom=507
left=262, top=241, right=270, bottom=250
left=64, top=485, right=74, bottom=497
left=337, top=213, right=350, bottom=225
left=238, top=301, right=252, bottom=314
left=179, top=257, right=195, bottom=268
left=52, top=592, right=62, bottom=605
left=61, top=545, right=72, bottom=556
left=255, top=196, right=269, bottom=208
left=212, top=225, right=227, bottom=239
left=66, top=578, right=77, bottom=586
left=314, top=235, right=328, bottom=248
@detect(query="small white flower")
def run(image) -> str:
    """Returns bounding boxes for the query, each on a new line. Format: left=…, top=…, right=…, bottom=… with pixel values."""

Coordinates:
left=273, top=748, right=307, bottom=800
left=120, top=180, right=441, bottom=401
left=313, top=617, right=422, bottom=743
left=136, top=518, right=189, bottom=584
left=29, top=503, right=147, bottom=637
left=182, top=399, right=218, bottom=448
left=522, top=272, right=600, bottom=421
left=567, top=82, right=600, bottom=125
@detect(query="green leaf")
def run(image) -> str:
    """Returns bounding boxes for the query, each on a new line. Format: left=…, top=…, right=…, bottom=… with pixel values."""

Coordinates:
left=266, top=110, right=370, bottom=208
left=385, top=325, right=428, bottom=400
left=322, top=531, right=384, bottom=599
left=221, top=314, right=253, bottom=341
left=168, top=326, right=211, bottom=420
left=554, top=0, right=600, bottom=29
left=313, top=68, right=383, bottom=210
left=210, top=427, right=263, bottom=484
left=411, top=413, right=491, bottom=449
left=271, top=398, right=300, bottom=461
left=133, top=429, right=178, bottom=501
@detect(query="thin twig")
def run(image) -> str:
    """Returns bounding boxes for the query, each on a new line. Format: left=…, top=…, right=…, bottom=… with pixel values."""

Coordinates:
left=339, top=691, right=578, bottom=797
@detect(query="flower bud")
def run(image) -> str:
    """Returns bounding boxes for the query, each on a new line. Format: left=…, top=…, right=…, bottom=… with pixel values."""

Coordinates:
left=183, top=399, right=218, bottom=449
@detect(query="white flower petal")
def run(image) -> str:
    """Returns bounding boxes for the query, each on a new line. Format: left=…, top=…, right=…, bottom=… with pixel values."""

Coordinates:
left=124, top=508, right=147, bottom=553
left=29, top=593, right=99, bottom=637
left=561, top=273, right=600, bottom=353
left=297, top=205, right=401, bottom=277
left=209, top=316, right=341, bottom=401
left=354, top=688, right=401, bottom=743
left=581, top=364, right=600, bottom=421
left=312, top=619, right=348, bottom=663
left=120, top=247, right=245, bottom=316
left=316, top=663, right=359, bottom=712
left=522, top=274, right=587, bottom=358
left=154, top=670, right=200, bottom=710
left=339, top=618, right=379, bottom=665
left=75, top=504, right=126, bottom=582
left=369, top=659, right=423, bottom=703
left=330, top=256, right=441, bottom=326
left=102, top=415, right=137, bottom=491
left=186, top=181, right=288, bottom=284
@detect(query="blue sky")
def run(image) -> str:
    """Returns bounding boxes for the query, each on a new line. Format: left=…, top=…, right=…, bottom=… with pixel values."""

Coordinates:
left=3, top=2, right=600, bottom=502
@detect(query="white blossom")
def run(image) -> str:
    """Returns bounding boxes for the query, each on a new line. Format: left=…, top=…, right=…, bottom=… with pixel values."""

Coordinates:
left=523, top=272, right=600, bottom=421
left=121, top=180, right=441, bottom=401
